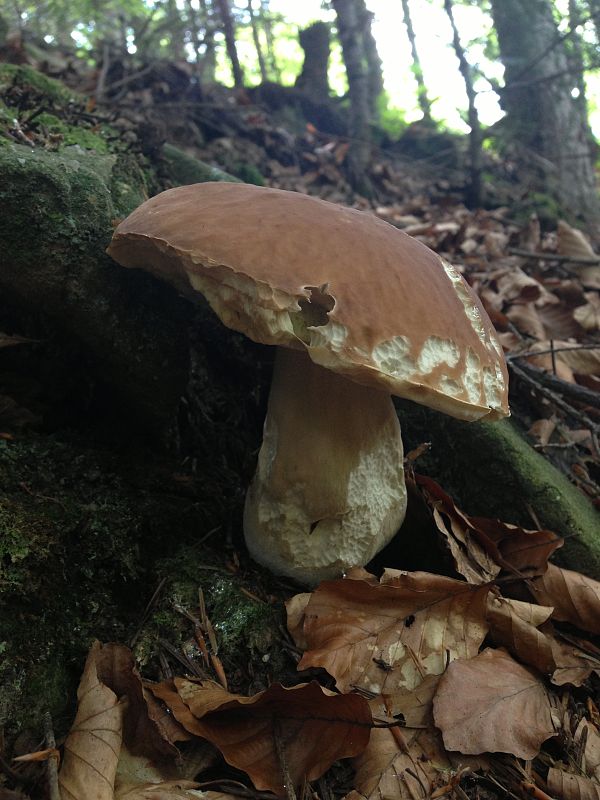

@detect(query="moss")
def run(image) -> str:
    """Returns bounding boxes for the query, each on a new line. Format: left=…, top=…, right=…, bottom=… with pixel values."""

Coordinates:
left=0, top=64, right=77, bottom=106
left=396, top=400, right=600, bottom=579
left=232, top=163, right=265, bottom=186
left=0, top=431, right=222, bottom=734
left=161, top=143, right=240, bottom=187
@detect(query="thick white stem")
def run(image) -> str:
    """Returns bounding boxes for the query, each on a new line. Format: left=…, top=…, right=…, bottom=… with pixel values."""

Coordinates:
left=244, top=348, right=407, bottom=585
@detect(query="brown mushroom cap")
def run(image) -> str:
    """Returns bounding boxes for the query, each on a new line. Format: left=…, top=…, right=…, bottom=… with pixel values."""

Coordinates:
left=108, top=182, right=509, bottom=421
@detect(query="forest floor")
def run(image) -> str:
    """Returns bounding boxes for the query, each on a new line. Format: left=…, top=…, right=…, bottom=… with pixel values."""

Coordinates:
left=1, top=41, right=600, bottom=800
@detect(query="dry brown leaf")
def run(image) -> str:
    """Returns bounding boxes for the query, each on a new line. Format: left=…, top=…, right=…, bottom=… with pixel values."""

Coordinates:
left=94, top=643, right=187, bottom=757
left=529, top=564, right=600, bottom=635
left=486, top=594, right=555, bottom=674
left=58, top=641, right=124, bottom=800
left=432, top=648, right=556, bottom=759
left=573, top=293, right=600, bottom=331
left=558, top=221, right=597, bottom=259
left=345, top=725, right=450, bottom=800
left=416, top=475, right=562, bottom=581
left=152, top=679, right=371, bottom=797
left=543, top=624, right=600, bottom=686
left=547, top=767, right=600, bottom=800
left=117, top=780, right=204, bottom=798
left=296, top=570, right=490, bottom=694
left=575, top=719, right=600, bottom=781
left=285, top=592, right=312, bottom=650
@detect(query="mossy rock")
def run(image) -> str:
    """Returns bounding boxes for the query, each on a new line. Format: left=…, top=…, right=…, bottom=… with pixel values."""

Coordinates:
left=0, top=63, right=78, bottom=106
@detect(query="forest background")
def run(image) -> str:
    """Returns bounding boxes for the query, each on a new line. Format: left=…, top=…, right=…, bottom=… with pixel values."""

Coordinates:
left=2, top=1, right=600, bottom=799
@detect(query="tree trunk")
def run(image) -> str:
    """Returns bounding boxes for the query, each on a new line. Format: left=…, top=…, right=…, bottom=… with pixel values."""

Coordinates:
left=332, top=0, right=373, bottom=197
left=259, top=0, right=279, bottom=79
left=247, top=0, right=267, bottom=82
left=215, top=0, right=244, bottom=88
left=357, top=0, right=384, bottom=117
left=295, top=21, right=331, bottom=102
left=443, top=0, right=482, bottom=208
left=199, top=0, right=217, bottom=83
left=490, top=0, right=600, bottom=233
left=400, top=0, right=432, bottom=121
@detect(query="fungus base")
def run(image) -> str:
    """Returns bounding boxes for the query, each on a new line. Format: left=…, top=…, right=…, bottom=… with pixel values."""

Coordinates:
left=244, top=348, right=407, bottom=585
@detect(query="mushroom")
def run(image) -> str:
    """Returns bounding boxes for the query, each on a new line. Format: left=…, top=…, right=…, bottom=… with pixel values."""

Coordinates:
left=107, top=182, right=509, bottom=585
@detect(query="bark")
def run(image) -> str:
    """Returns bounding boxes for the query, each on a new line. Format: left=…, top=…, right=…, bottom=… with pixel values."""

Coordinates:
left=332, top=0, right=373, bottom=197
left=357, top=0, right=384, bottom=116
left=247, top=0, right=267, bottom=82
left=443, top=0, right=482, bottom=208
left=400, top=0, right=432, bottom=121
left=215, top=0, right=244, bottom=88
left=259, top=0, right=280, bottom=80
left=295, top=21, right=331, bottom=102
left=199, top=0, right=217, bottom=82
left=490, top=0, right=600, bottom=233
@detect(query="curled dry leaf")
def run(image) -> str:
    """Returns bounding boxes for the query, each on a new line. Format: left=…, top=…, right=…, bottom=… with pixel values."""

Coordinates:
left=547, top=768, right=600, bottom=800
left=296, top=570, right=490, bottom=694
left=575, top=719, right=600, bottom=782
left=416, top=475, right=562, bottom=581
left=486, top=593, right=555, bottom=674
left=94, top=642, right=188, bottom=758
left=148, top=679, right=371, bottom=798
left=345, top=726, right=450, bottom=800
left=543, top=624, right=600, bottom=687
left=58, top=641, right=124, bottom=800
left=432, top=648, right=556, bottom=759
left=529, top=564, right=600, bottom=635
left=573, top=293, right=600, bottom=332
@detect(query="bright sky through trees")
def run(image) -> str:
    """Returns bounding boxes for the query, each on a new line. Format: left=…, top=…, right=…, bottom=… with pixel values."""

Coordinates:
left=270, top=0, right=600, bottom=135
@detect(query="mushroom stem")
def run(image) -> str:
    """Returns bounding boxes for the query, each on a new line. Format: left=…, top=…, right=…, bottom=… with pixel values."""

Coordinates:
left=244, top=347, right=407, bottom=585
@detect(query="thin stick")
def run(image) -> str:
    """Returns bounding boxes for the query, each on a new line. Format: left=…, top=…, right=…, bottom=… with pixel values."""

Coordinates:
left=43, top=713, right=60, bottom=800
left=508, top=248, right=600, bottom=265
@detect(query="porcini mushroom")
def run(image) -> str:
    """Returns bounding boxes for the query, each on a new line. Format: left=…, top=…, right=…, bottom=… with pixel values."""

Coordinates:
left=107, top=182, right=509, bottom=585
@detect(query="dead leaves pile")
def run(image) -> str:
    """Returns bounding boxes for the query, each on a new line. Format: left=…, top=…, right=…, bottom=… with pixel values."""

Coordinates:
left=36, top=475, right=600, bottom=800
left=377, top=209, right=600, bottom=505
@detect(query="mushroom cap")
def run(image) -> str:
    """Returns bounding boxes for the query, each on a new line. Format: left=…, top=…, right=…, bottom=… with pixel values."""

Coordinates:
left=108, top=182, right=509, bottom=421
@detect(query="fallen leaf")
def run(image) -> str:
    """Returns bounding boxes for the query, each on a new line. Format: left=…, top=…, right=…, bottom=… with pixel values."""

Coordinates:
left=150, top=679, right=372, bottom=797
left=529, top=564, right=600, bottom=635
left=296, top=570, right=490, bottom=694
left=573, top=293, right=600, bottom=331
left=486, top=594, right=555, bottom=674
left=432, top=648, right=556, bottom=759
left=416, top=475, right=562, bottom=581
left=58, top=642, right=124, bottom=800
left=346, top=725, right=449, bottom=800
left=543, top=624, right=600, bottom=687
left=95, top=642, right=187, bottom=757
left=547, top=767, right=600, bottom=800
left=575, top=719, right=600, bottom=782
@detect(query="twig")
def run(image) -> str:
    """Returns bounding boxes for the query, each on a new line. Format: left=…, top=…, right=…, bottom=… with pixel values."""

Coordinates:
left=511, top=360, right=600, bottom=410
left=129, top=576, right=167, bottom=648
left=509, top=361, right=600, bottom=457
left=43, top=713, right=60, bottom=800
left=508, top=248, right=600, bottom=265
left=508, top=343, right=600, bottom=359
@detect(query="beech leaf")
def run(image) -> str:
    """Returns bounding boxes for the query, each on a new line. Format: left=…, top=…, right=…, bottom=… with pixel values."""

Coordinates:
left=58, top=642, right=124, bottom=800
left=295, top=571, right=490, bottom=694
left=149, top=679, right=372, bottom=797
left=529, top=564, right=600, bottom=635
left=486, top=593, right=555, bottom=674
left=547, top=768, right=600, bottom=800
left=433, top=648, right=556, bottom=758
left=416, top=475, right=562, bottom=581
